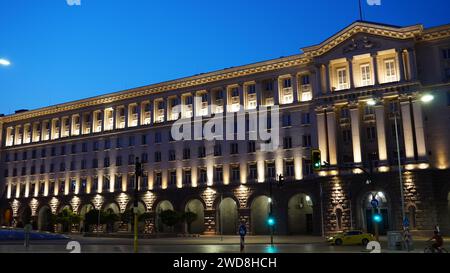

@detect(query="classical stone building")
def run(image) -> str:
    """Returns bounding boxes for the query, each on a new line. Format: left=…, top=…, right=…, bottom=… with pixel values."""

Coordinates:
left=1, top=21, right=450, bottom=235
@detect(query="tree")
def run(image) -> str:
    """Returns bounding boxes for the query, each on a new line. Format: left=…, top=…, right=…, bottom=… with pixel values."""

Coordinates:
left=182, top=211, right=198, bottom=234
left=138, top=212, right=152, bottom=223
left=159, top=210, right=181, bottom=232
left=54, top=208, right=80, bottom=233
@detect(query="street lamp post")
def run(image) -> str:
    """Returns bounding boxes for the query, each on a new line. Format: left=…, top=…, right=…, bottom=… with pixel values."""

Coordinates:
left=393, top=114, right=406, bottom=228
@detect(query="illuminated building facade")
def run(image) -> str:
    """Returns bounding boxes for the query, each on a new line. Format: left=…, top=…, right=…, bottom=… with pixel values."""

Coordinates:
left=1, top=21, right=450, bottom=235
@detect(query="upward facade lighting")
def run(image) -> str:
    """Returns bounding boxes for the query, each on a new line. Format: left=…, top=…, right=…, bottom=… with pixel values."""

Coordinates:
left=366, top=98, right=376, bottom=106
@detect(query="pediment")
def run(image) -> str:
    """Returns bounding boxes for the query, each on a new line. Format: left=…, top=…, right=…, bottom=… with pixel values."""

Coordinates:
left=302, top=21, right=423, bottom=59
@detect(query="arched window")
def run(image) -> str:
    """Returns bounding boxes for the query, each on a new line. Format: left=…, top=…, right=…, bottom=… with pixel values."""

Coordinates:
left=408, top=206, right=416, bottom=229
left=335, top=208, right=343, bottom=230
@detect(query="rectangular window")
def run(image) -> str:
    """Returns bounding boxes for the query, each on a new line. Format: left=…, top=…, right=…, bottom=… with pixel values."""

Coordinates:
left=248, top=163, right=257, bottom=181
left=343, top=130, right=352, bottom=144
left=51, top=147, right=56, bottom=157
left=116, top=137, right=122, bottom=148
left=360, top=63, right=372, bottom=86
left=337, top=68, right=348, bottom=90
left=141, top=153, right=148, bottom=163
left=283, top=78, right=292, bottom=88
left=141, top=134, right=147, bottom=145
left=183, top=170, right=191, bottom=185
left=301, top=75, right=310, bottom=85
left=155, top=132, right=162, bottom=143
left=57, top=180, right=65, bottom=195
left=60, top=146, right=66, bottom=155
left=128, top=154, right=135, bottom=165
left=282, top=113, right=292, bottom=127
left=80, top=179, right=87, bottom=194
left=199, top=168, right=207, bottom=185
left=301, top=113, right=310, bottom=124
left=128, top=136, right=135, bottom=147
left=93, top=141, right=99, bottom=151
left=115, top=176, right=122, bottom=191
left=183, top=148, right=191, bottom=160
left=303, top=159, right=313, bottom=176
left=230, top=143, right=239, bottom=155
left=41, top=149, right=47, bottom=158
left=70, top=179, right=76, bottom=193
left=198, top=146, right=206, bottom=158
left=92, top=177, right=99, bottom=193
left=231, top=166, right=240, bottom=183
left=384, top=59, right=397, bottom=82
left=283, top=137, right=292, bottom=149
left=82, top=142, right=88, bottom=153
left=442, top=48, right=450, bottom=59
left=285, top=160, right=295, bottom=177
left=155, top=172, right=162, bottom=188
left=247, top=141, right=256, bottom=153
left=169, top=150, right=176, bottom=161
left=169, top=171, right=177, bottom=186
left=104, top=157, right=110, bottom=168
left=367, top=126, right=376, bottom=141
left=116, top=156, right=122, bottom=166
left=214, top=166, right=223, bottom=183
left=104, top=139, right=111, bottom=150
left=154, top=151, right=161, bottom=162
left=214, top=144, right=222, bottom=156
left=266, top=162, right=275, bottom=179
left=389, top=101, right=399, bottom=113
left=60, top=162, right=66, bottom=172
left=71, top=144, right=77, bottom=154
left=302, top=135, right=312, bottom=147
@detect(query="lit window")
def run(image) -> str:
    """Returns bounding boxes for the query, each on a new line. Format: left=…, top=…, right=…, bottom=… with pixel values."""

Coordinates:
left=384, top=59, right=397, bottom=82
left=360, top=63, right=372, bottom=86
left=337, top=68, right=348, bottom=90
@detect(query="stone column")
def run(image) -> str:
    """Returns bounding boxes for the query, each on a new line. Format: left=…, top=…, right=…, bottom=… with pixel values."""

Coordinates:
left=273, top=78, right=280, bottom=106
left=292, top=74, right=299, bottom=103
left=371, top=53, right=379, bottom=85
left=349, top=103, right=362, bottom=164
left=412, top=100, right=427, bottom=159
left=316, top=109, right=328, bottom=163
left=325, top=64, right=331, bottom=93
left=400, top=100, right=415, bottom=160
left=397, top=49, right=406, bottom=82
left=313, top=65, right=322, bottom=96
left=407, top=48, right=418, bottom=81
left=326, top=108, right=338, bottom=165
left=348, top=58, right=354, bottom=89
left=374, top=103, right=388, bottom=162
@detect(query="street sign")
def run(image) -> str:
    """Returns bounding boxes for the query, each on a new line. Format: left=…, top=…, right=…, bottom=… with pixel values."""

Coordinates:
left=370, top=198, right=379, bottom=208
left=403, top=217, right=410, bottom=228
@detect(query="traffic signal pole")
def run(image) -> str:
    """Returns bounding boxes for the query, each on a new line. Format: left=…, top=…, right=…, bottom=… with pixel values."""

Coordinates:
left=133, top=157, right=142, bottom=253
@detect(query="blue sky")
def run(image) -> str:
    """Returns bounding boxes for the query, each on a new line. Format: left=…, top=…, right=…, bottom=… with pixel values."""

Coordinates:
left=0, top=0, right=448, bottom=114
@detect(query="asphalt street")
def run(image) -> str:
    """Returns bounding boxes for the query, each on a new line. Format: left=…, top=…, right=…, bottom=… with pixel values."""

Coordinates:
left=0, top=235, right=441, bottom=253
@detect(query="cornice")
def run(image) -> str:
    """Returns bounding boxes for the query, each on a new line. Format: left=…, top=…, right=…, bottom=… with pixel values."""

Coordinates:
left=2, top=21, right=450, bottom=124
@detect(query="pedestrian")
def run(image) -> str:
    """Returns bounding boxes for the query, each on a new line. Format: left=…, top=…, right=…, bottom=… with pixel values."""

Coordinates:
left=24, top=223, right=32, bottom=249
left=402, top=227, right=411, bottom=252
left=239, top=220, right=247, bottom=252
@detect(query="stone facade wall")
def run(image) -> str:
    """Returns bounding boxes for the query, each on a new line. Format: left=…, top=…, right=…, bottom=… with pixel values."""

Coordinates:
left=1, top=169, right=449, bottom=235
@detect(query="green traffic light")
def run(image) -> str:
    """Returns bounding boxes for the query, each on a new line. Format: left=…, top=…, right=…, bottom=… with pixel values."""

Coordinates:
left=373, top=213, right=382, bottom=223
left=267, top=217, right=275, bottom=226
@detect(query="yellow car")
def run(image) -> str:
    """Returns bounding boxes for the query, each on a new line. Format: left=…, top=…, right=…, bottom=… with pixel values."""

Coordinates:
left=326, top=230, right=374, bottom=246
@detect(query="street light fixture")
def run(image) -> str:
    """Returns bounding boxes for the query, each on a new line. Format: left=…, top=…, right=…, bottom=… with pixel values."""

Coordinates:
left=420, top=94, right=434, bottom=103
left=368, top=93, right=434, bottom=231
left=0, top=58, right=11, bottom=66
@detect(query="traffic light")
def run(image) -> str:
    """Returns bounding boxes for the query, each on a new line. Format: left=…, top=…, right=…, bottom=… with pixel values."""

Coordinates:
left=311, top=149, right=321, bottom=171
left=372, top=213, right=383, bottom=223
left=267, top=216, right=275, bottom=226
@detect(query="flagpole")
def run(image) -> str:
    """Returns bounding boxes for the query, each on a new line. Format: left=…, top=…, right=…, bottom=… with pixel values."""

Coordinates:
left=358, top=0, right=364, bottom=21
